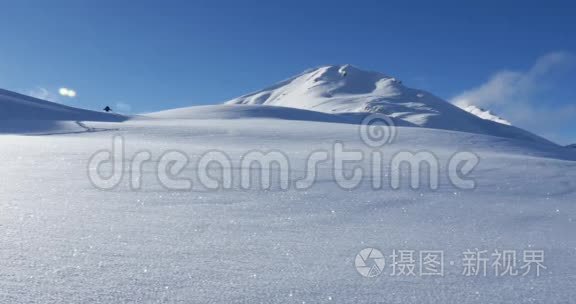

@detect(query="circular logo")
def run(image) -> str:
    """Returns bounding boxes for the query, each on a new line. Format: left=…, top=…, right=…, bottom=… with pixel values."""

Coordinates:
left=359, top=113, right=396, bottom=147
left=355, top=247, right=386, bottom=277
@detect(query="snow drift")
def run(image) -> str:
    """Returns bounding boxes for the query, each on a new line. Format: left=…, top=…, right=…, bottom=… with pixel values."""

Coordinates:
left=1, top=115, right=575, bottom=303
left=146, top=104, right=416, bottom=127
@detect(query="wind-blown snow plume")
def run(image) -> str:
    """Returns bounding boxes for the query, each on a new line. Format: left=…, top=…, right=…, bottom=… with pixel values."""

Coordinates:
left=452, top=52, right=575, bottom=108
left=451, top=52, right=576, bottom=143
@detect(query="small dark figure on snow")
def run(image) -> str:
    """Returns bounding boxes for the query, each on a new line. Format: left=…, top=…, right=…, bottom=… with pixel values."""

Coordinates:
left=103, top=106, right=112, bottom=112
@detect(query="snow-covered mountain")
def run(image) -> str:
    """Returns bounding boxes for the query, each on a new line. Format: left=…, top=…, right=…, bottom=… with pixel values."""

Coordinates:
left=226, top=65, right=552, bottom=144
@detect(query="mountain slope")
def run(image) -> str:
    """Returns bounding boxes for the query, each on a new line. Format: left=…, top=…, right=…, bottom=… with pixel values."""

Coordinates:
left=0, top=88, right=125, bottom=121
left=0, top=88, right=126, bottom=134
left=226, top=65, right=553, bottom=145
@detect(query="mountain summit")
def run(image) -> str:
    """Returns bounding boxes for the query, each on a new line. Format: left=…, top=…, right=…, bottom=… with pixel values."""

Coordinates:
left=226, top=64, right=552, bottom=144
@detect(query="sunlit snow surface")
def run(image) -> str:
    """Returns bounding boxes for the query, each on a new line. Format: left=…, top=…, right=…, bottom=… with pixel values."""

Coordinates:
left=1, top=116, right=576, bottom=303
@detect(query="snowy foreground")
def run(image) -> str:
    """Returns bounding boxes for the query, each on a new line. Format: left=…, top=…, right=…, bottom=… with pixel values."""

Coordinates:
left=1, top=113, right=575, bottom=303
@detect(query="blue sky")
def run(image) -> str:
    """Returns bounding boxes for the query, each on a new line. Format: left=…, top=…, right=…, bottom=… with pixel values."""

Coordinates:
left=0, top=0, right=575, bottom=143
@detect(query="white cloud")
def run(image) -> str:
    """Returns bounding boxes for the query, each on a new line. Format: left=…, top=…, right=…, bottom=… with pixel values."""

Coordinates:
left=451, top=52, right=576, bottom=144
left=59, top=87, right=77, bottom=98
